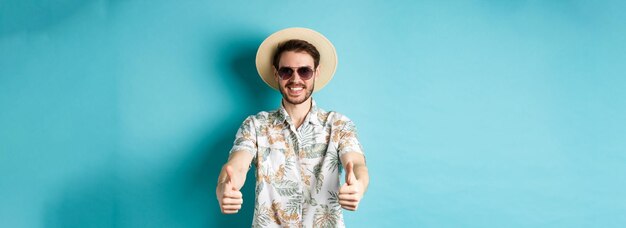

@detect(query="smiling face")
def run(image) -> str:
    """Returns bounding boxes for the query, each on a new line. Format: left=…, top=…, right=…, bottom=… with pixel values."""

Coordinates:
left=275, top=51, right=319, bottom=105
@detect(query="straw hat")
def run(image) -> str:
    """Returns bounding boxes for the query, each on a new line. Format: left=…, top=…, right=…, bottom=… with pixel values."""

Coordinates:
left=255, top=27, right=337, bottom=92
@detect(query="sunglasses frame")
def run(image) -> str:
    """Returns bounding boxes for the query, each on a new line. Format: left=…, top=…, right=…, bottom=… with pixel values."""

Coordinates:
left=276, top=66, right=316, bottom=80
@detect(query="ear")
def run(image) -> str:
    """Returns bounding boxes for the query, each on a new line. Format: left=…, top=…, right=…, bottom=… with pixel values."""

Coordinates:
left=315, top=65, right=321, bottom=79
left=273, top=67, right=279, bottom=81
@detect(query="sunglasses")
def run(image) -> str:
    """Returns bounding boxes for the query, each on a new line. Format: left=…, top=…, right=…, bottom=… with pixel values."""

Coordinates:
left=277, top=67, right=315, bottom=80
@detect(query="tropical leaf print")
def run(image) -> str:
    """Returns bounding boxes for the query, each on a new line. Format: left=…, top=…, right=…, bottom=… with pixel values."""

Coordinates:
left=255, top=180, right=264, bottom=195
left=300, top=143, right=327, bottom=159
left=258, top=146, right=271, bottom=163
left=283, top=154, right=296, bottom=172
left=253, top=204, right=271, bottom=228
left=313, top=162, right=325, bottom=193
left=317, top=111, right=329, bottom=123
left=304, top=188, right=318, bottom=206
left=326, top=149, right=340, bottom=173
left=313, top=204, right=339, bottom=228
left=285, top=193, right=304, bottom=214
left=328, top=191, right=339, bottom=205
left=273, top=179, right=300, bottom=197
left=298, top=124, right=316, bottom=148
left=234, top=101, right=363, bottom=227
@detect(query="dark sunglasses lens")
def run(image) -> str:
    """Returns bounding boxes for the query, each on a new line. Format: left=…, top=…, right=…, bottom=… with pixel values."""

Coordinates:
left=297, top=67, right=313, bottom=79
left=278, top=67, right=293, bottom=79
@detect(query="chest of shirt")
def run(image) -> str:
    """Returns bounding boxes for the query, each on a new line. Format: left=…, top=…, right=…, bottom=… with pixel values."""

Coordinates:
left=255, top=122, right=339, bottom=165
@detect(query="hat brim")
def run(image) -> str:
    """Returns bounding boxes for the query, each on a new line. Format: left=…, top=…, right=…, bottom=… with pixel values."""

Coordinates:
left=255, top=27, right=337, bottom=92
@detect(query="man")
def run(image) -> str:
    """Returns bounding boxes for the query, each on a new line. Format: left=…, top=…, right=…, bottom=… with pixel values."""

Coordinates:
left=216, top=27, right=369, bottom=227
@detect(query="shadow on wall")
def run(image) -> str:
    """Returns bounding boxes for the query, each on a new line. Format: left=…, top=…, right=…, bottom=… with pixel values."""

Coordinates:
left=178, top=30, right=273, bottom=227
left=42, top=30, right=272, bottom=227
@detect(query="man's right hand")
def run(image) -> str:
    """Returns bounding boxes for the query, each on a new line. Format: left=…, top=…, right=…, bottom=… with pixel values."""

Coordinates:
left=216, top=165, right=243, bottom=214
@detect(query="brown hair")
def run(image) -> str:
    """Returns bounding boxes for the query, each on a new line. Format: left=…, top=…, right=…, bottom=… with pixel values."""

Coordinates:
left=272, top=39, right=320, bottom=69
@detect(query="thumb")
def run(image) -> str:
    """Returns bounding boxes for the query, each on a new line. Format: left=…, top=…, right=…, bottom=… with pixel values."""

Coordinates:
left=345, top=162, right=356, bottom=185
left=225, top=165, right=237, bottom=189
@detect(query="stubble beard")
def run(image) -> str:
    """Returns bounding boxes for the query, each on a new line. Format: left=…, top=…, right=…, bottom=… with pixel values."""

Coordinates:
left=280, top=81, right=315, bottom=105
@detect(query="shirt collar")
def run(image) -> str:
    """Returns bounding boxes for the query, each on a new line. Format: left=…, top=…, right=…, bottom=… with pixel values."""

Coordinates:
left=275, top=99, right=321, bottom=127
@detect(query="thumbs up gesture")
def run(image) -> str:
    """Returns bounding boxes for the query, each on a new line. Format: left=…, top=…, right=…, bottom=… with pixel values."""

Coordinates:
left=339, top=162, right=364, bottom=211
left=216, top=165, right=244, bottom=214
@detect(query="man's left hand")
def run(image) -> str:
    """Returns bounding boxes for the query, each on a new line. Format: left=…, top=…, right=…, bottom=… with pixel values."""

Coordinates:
left=339, top=161, right=364, bottom=211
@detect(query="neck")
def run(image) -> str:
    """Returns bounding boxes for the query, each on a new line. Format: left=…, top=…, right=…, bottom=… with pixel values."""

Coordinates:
left=282, top=97, right=312, bottom=128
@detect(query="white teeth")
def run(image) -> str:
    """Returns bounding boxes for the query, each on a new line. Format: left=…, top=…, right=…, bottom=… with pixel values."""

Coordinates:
left=290, top=87, right=303, bottom=91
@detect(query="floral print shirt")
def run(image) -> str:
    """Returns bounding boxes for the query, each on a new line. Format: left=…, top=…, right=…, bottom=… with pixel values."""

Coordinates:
left=230, top=100, right=364, bottom=228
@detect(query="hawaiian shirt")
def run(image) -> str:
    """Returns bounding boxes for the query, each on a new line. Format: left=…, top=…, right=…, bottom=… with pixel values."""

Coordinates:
left=230, top=99, right=364, bottom=228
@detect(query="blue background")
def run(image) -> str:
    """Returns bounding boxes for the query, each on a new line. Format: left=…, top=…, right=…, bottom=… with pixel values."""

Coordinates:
left=1, top=0, right=625, bottom=227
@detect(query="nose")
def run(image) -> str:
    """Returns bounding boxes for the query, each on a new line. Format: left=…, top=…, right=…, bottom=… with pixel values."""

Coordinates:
left=288, top=72, right=305, bottom=83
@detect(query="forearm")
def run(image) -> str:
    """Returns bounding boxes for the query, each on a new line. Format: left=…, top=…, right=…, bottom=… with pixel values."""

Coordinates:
left=223, top=161, right=249, bottom=180
left=217, top=151, right=253, bottom=189
left=340, top=152, right=369, bottom=192
left=217, top=151, right=250, bottom=214
left=353, top=163, right=369, bottom=192
left=218, top=165, right=247, bottom=187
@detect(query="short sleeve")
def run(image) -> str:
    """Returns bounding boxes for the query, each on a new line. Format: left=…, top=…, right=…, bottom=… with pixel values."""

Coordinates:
left=337, top=118, right=364, bottom=158
left=229, top=116, right=258, bottom=159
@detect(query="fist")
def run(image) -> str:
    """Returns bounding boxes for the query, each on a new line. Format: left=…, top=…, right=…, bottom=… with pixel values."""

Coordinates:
left=216, top=165, right=243, bottom=214
left=339, top=162, right=364, bottom=211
